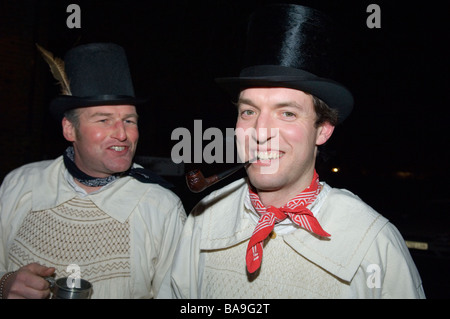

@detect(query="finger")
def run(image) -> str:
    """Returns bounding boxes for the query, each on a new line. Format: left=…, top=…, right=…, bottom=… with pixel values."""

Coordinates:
left=15, top=267, right=53, bottom=290
left=9, top=286, right=51, bottom=299
left=7, top=272, right=51, bottom=299
left=26, top=263, right=55, bottom=277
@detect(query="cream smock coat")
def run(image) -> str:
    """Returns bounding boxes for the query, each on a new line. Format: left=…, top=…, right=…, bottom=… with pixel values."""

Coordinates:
left=167, top=178, right=425, bottom=299
left=0, top=157, right=186, bottom=298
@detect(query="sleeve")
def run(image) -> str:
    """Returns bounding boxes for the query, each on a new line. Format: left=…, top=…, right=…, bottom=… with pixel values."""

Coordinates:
left=0, top=181, right=7, bottom=277
left=152, top=198, right=187, bottom=298
left=169, top=213, right=203, bottom=299
left=0, top=178, right=8, bottom=275
left=359, top=222, right=426, bottom=298
left=128, top=183, right=187, bottom=298
left=0, top=167, right=33, bottom=276
left=156, top=201, right=206, bottom=299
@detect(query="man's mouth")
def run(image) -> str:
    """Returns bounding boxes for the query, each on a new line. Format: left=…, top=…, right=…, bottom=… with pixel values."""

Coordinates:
left=109, top=146, right=127, bottom=152
left=253, top=151, right=284, bottom=161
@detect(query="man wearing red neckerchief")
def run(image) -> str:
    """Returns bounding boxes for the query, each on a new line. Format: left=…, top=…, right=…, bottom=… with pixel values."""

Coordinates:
left=164, top=4, right=424, bottom=299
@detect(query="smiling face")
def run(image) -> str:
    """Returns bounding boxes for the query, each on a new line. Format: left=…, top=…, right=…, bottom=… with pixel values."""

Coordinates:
left=236, top=87, right=334, bottom=205
left=62, top=104, right=139, bottom=178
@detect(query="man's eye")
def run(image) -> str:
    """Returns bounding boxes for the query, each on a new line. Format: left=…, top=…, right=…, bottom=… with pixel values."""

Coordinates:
left=241, top=110, right=255, bottom=116
left=282, top=111, right=296, bottom=118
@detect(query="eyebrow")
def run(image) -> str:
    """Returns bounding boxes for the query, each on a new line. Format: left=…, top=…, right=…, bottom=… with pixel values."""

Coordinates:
left=237, top=98, right=306, bottom=111
left=90, top=112, right=139, bottom=119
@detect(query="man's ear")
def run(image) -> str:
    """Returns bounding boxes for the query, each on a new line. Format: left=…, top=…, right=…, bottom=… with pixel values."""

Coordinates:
left=316, top=121, right=335, bottom=146
left=62, top=117, right=76, bottom=142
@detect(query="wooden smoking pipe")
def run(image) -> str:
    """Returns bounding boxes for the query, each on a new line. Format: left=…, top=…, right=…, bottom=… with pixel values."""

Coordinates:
left=185, top=161, right=251, bottom=193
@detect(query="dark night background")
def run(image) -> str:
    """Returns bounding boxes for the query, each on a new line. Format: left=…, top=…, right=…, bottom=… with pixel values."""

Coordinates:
left=1, top=0, right=449, bottom=298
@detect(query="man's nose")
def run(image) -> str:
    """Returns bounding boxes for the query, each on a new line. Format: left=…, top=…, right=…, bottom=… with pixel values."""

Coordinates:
left=254, top=113, right=276, bottom=144
left=112, top=121, right=127, bottom=141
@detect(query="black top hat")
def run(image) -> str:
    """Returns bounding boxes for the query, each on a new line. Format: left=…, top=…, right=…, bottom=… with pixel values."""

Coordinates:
left=216, top=4, right=354, bottom=123
left=49, top=43, right=147, bottom=121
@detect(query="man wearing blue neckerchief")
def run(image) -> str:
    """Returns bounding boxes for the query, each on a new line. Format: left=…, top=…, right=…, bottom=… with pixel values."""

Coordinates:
left=0, top=43, right=186, bottom=299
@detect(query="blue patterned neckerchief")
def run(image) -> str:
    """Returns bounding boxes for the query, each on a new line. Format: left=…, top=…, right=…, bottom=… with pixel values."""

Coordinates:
left=63, top=146, right=173, bottom=188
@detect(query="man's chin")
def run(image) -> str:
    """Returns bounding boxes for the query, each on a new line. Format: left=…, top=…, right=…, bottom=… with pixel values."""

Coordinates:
left=247, top=173, right=284, bottom=191
left=247, top=161, right=281, bottom=178
left=106, top=162, right=133, bottom=175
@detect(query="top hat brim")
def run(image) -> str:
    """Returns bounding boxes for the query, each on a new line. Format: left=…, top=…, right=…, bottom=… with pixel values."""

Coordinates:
left=215, top=66, right=354, bottom=123
left=50, top=95, right=148, bottom=121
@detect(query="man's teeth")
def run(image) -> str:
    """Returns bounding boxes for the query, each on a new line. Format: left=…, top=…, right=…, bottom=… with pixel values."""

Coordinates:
left=110, top=146, right=125, bottom=151
left=255, top=151, right=283, bottom=160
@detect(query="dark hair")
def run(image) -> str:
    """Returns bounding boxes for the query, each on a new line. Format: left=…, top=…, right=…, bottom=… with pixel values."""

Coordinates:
left=64, top=108, right=82, bottom=140
left=311, top=95, right=338, bottom=127
left=64, top=108, right=80, bottom=130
